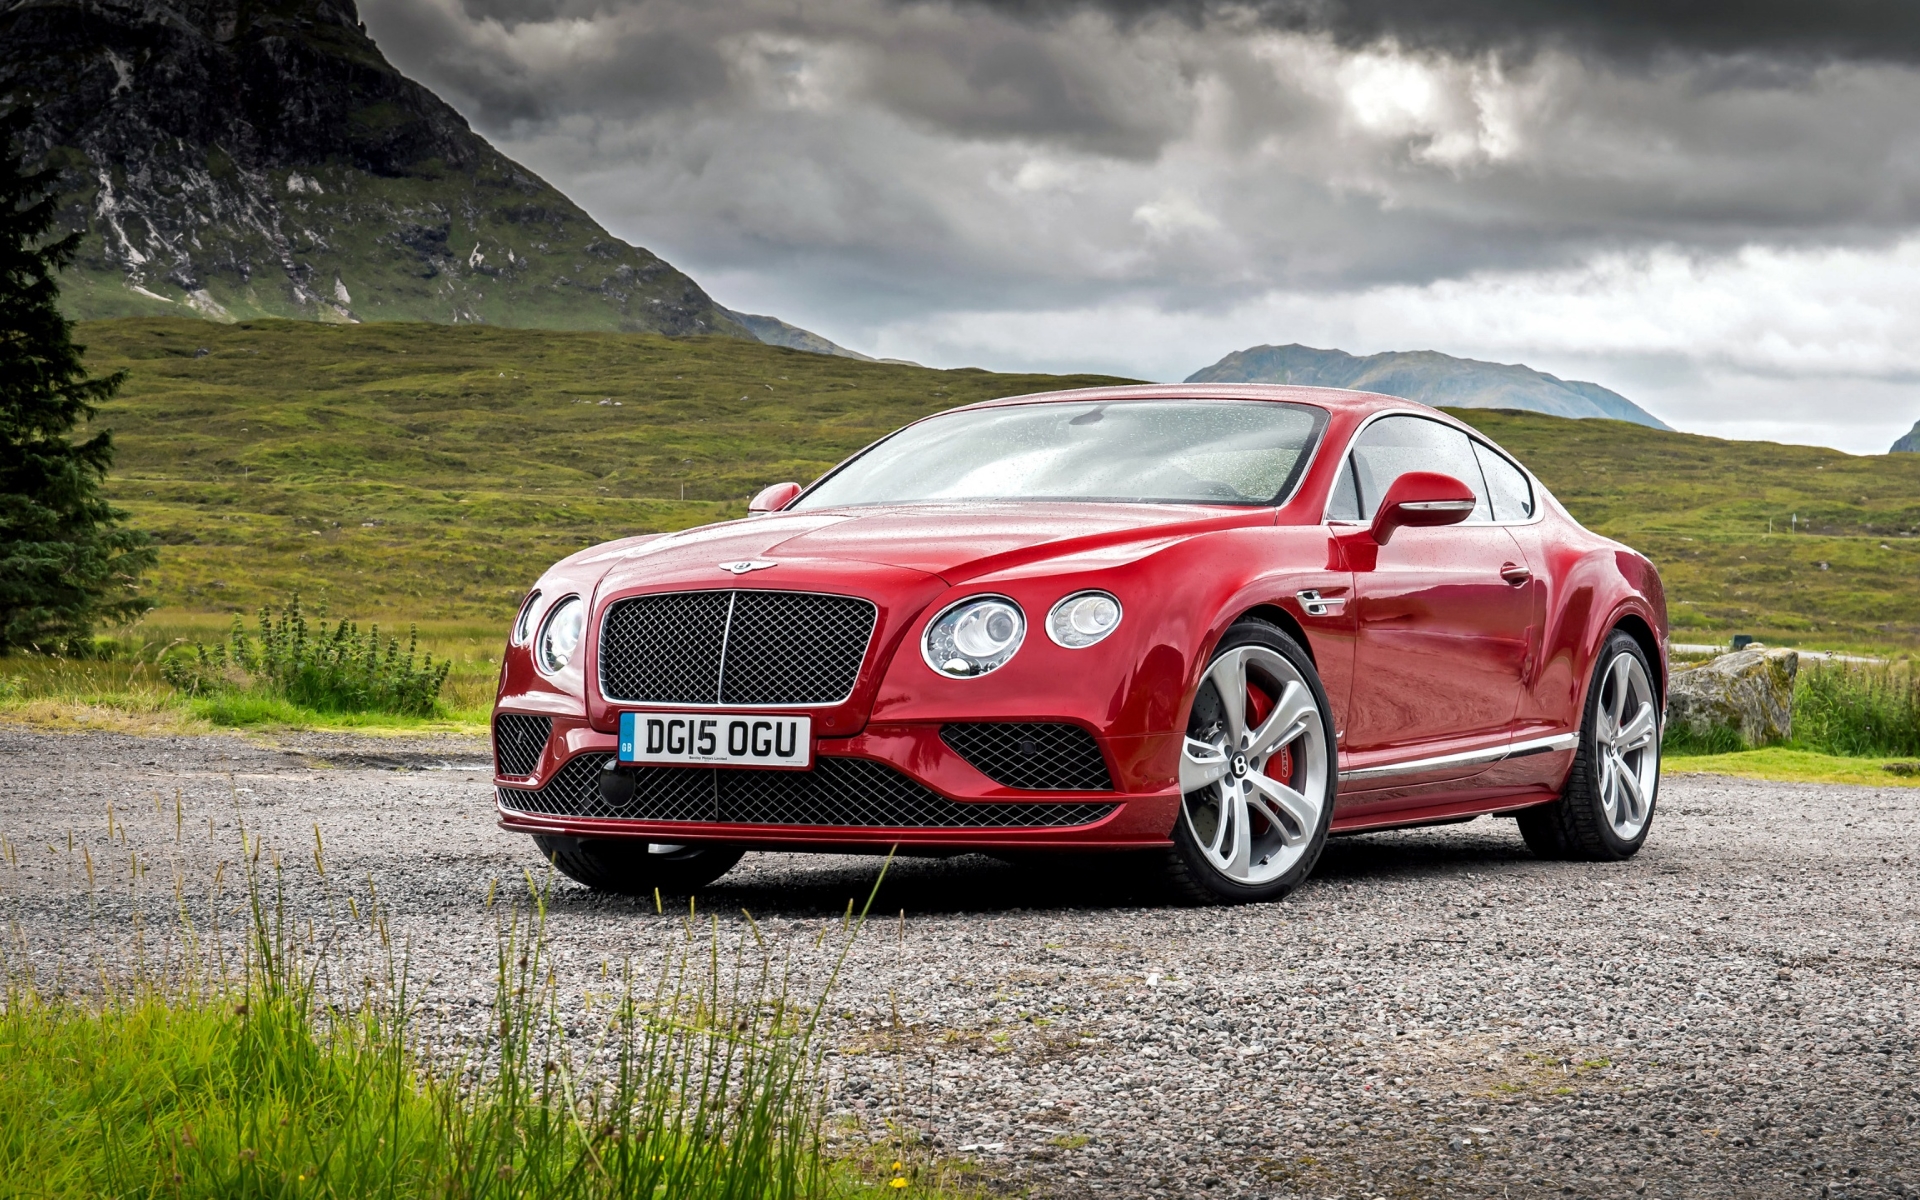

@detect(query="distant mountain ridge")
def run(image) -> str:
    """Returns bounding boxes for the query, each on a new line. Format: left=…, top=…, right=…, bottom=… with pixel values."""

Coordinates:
left=723, top=311, right=875, bottom=360
left=1187, top=344, right=1668, bottom=429
left=1894, top=422, right=1919, bottom=453
left=0, top=0, right=846, bottom=354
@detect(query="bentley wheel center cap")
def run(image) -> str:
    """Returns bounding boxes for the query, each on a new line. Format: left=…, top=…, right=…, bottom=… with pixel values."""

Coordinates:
left=1230, top=753, right=1249, bottom=779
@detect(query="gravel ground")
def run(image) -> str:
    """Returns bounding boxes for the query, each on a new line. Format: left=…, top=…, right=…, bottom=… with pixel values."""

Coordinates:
left=1, top=724, right=1916, bottom=1200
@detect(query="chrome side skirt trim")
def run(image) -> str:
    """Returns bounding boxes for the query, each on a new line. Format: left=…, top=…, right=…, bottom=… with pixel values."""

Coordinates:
left=1339, top=731, right=1578, bottom=782
left=1507, top=732, right=1580, bottom=758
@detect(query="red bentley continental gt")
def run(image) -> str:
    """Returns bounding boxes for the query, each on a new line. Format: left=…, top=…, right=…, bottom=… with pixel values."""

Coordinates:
left=493, top=384, right=1666, bottom=904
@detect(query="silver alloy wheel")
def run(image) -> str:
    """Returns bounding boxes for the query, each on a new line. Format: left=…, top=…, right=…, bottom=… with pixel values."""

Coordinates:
left=1178, top=644, right=1330, bottom=885
left=1593, top=650, right=1659, bottom=840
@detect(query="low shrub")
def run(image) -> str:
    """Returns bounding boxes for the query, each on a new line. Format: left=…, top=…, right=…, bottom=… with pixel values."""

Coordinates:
left=161, top=595, right=451, bottom=716
left=1793, top=661, right=1920, bottom=758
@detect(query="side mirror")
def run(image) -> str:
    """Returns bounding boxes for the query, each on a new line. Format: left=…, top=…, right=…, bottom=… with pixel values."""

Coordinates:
left=748, top=481, right=802, bottom=515
left=1369, top=471, right=1477, bottom=545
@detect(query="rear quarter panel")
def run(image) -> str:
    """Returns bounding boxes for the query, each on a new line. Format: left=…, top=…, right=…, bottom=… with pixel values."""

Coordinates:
left=1500, top=503, right=1668, bottom=787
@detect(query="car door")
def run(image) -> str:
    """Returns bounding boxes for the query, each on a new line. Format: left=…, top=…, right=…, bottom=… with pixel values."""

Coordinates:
left=1333, top=414, right=1534, bottom=788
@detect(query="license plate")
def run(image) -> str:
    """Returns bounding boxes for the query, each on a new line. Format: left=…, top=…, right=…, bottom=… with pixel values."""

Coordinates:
left=618, top=712, right=812, bottom=769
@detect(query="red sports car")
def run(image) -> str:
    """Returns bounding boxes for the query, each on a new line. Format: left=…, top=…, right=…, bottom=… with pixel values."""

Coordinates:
left=493, top=384, right=1666, bottom=904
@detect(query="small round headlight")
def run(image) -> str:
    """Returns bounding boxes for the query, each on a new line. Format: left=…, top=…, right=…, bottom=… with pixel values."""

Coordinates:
left=1047, top=590, right=1123, bottom=649
left=923, top=596, right=1026, bottom=678
left=512, top=589, right=542, bottom=645
left=537, top=595, right=585, bottom=673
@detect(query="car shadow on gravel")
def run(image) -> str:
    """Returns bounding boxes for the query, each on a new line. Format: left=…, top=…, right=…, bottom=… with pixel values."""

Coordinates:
left=1315, top=822, right=1538, bottom=880
left=538, top=819, right=1544, bottom=917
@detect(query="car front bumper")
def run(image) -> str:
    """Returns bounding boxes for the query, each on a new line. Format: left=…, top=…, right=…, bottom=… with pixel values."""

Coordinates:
left=493, top=715, right=1180, bottom=851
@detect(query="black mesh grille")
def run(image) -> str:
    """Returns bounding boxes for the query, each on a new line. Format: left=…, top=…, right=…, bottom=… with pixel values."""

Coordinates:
left=720, top=591, right=875, bottom=705
left=493, top=714, right=552, bottom=778
left=598, top=591, right=732, bottom=704
left=599, top=590, right=878, bottom=706
left=498, top=754, right=1117, bottom=829
left=941, top=723, right=1114, bottom=790
left=503, top=753, right=607, bottom=816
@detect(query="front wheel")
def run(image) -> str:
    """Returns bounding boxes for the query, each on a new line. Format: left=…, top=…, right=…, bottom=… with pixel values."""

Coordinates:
left=1162, top=620, right=1336, bottom=904
left=1518, top=630, right=1660, bottom=861
left=533, top=836, right=745, bottom=895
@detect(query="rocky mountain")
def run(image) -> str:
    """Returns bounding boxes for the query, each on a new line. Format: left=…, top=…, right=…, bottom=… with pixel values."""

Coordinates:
left=0, top=0, right=757, bottom=336
left=1894, top=421, right=1919, bottom=453
left=723, top=310, right=875, bottom=360
left=1188, top=343, right=1668, bottom=429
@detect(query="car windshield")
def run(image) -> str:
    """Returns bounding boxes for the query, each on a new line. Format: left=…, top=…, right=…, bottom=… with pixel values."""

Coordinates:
left=793, top=399, right=1328, bottom=509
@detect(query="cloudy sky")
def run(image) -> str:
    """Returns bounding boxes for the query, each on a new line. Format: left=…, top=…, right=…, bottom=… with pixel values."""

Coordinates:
left=356, top=0, right=1920, bottom=452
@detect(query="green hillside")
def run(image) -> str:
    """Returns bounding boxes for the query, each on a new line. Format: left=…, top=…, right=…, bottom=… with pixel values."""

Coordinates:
left=75, top=318, right=1125, bottom=619
left=1452, top=410, right=1920, bottom=649
left=73, top=319, right=1920, bottom=650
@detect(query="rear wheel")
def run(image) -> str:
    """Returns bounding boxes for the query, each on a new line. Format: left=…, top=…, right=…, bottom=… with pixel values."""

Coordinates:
left=1518, top=630, right=1660, bottom=861
left=532, top=836, right=745, bottom=895
left=1163, top=621, right=1336, bottom=904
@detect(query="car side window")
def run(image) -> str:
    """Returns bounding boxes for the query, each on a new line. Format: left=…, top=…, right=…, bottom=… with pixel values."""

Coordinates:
left=1472, top=441, right=1535, bottom=522
left=1349, top=415, right=1492, bottom=523
left=1326, top=455, right=1362, bottom=521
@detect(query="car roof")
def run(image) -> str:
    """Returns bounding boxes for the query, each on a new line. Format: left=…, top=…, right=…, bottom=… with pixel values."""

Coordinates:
left=961, top=381, right=1420, bottom=414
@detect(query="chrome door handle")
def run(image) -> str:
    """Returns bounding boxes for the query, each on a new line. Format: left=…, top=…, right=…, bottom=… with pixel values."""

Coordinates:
left=1500, top=563, right=1532, bottom=586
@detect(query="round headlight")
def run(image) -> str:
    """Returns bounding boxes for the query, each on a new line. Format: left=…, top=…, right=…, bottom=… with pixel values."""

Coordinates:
left=1047, top=590, right=1123, bottom=648
left=923, top=596, right=1026, bottom=678
left=537, top=595, right=585, bottom=673
left=512, top=589, right=542, bottom=645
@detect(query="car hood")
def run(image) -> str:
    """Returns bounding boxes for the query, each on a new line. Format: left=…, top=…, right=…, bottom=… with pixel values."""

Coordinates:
left=580, top=502, right=1271, bottom=589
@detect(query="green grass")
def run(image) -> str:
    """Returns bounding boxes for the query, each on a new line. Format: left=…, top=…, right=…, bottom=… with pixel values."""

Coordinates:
left=1658, top=659, right=1920, bottom=784
left=1792, top=660, right=1920, bottom=757
left=1664, top=746, right=1920, bottom=787
left=0, top=614, right=497, bottom=734
left=0, top=852, right=963, bottom=1198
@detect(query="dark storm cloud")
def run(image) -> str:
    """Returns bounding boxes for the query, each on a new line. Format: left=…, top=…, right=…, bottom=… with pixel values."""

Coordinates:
left=353, top=0, right=1920, bottom=450
left=359, top=0, right=733, bottom=126
left=360, top=0, right=1191, bottom=154
left=954, top=0, right=1920, bottom=63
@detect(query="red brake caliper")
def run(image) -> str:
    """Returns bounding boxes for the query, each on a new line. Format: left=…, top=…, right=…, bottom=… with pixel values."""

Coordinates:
left=1244, top=683, right=1294, bottom=790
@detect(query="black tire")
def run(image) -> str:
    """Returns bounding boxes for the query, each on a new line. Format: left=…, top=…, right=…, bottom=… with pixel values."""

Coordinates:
left=532, top=835, right=745, bottom=895
left=1518, top=629, right=1660, bottom=861
left=1161, top=620, right=1337, bottom=905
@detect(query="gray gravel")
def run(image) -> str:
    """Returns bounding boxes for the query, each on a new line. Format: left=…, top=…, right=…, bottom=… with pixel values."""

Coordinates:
left=2, top=724, right=1916, bottom=1199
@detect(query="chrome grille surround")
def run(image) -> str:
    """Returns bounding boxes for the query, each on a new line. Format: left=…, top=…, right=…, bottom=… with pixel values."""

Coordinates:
left=940, top=722, right=1114, bottom=791
left=498, top=754, right=1119, bottom=829
left=493, top=713, right=552, bottom=778
left=598, top=590, right=878, bottom=707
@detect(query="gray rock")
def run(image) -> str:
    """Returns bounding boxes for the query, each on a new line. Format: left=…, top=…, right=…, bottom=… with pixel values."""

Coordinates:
left=1667, top=646, right=1799, bottom=746
left=1893, top=420, right=1920, bottom=453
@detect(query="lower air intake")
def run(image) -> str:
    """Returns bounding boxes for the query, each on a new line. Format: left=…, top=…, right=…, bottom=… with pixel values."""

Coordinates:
left=941, top=722, right=1114, bottom=791
left=498, top=754, right=1117, bottom=829
left=493, top=713, right=551, bottom=778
